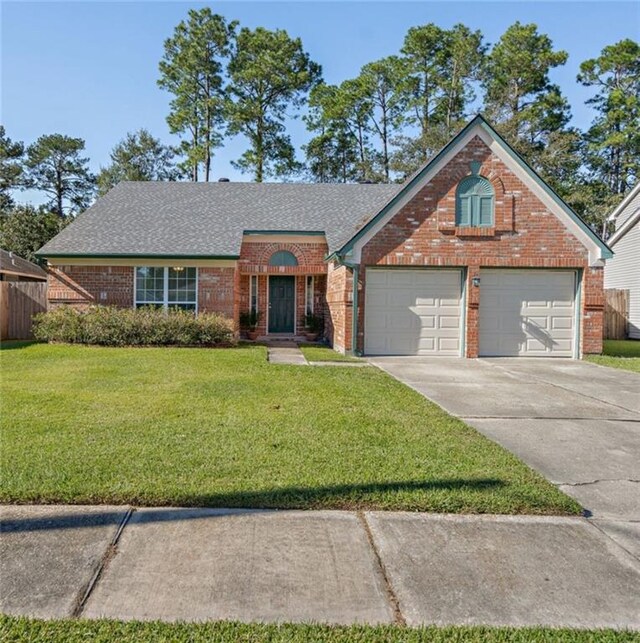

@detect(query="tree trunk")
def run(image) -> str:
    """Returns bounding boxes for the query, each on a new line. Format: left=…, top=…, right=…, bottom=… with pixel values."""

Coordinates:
left=192, top=122, right=199, bottom=182
left=56, top=168, right=63, bottom=218
left=205, top=76, right=211, bottom=182
left=256, top=115, right=264, bottom=183
left=381, top=91, right=389, bottom=182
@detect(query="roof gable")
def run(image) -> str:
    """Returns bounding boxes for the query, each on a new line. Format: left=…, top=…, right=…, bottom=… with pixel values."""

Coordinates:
left=336, top=115, right=612, bottom=265
left=607, top=183, right=640, bottom=246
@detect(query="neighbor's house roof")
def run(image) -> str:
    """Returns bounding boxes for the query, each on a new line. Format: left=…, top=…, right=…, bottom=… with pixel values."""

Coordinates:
left=0, top=249, right=47, bottom=280
left=36, top=182, right=402, bottom=259
left=607, top=183, right=640, bottom=247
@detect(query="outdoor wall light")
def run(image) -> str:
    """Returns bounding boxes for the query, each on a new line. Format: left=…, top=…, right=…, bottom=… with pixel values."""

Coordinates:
left=472, top=277, right=481, bottom=287
left=172, top=266, right=185, bottom=272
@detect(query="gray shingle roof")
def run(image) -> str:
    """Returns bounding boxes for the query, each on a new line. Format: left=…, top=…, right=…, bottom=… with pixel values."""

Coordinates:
left=0, top=249, right=47, bottom=280
left=37, top=181, right=402, bottom=258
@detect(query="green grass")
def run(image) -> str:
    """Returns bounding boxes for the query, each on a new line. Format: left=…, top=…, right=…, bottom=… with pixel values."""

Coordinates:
left=0, top=344, right=579, bottom=514
left=586, top=340, right=640, bottom=373
left=1, top=617, right=637, bottom=643
left=300, top=344, right=362, bottom=362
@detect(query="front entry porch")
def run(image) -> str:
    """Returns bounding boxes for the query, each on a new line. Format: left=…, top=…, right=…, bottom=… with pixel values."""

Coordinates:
left=239, top=273, right=327, bottom=339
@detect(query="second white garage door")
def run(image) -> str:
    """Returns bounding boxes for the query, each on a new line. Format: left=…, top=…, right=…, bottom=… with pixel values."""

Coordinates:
left=364, top=269, right=462, bottom=356
left=479, top=269, right=577, bottom=357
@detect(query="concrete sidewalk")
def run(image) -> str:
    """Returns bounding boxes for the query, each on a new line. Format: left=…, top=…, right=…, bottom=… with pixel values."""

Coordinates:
left=1, top=505, right=639, bottom=629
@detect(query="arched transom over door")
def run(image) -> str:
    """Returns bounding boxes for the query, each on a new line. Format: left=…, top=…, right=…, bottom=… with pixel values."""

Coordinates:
left=269, top=250, right=298, bottom=267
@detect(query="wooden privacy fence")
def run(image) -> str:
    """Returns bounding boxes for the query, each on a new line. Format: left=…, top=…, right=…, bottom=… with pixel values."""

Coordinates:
left=0, top=281, right=47, bottom=340
left=604, top=288, right=629, bottom=340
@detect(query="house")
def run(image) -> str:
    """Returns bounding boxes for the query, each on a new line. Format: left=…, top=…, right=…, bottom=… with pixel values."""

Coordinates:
left=0, top=249, right=48, bottom=282
left=37, top=116, right=611, bottom=358
left=604, top=183, right=640, bottom=339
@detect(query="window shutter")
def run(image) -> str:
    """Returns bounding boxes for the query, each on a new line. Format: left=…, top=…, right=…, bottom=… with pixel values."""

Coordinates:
left=457, top=196, right=471, bottom=226
left=478, top=196, right=493, bottom=226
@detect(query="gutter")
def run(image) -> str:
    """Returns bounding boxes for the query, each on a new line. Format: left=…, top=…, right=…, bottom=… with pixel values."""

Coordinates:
left=336, top=255, right=360, bottom=356
left=35, top=253, right=240, bottom=260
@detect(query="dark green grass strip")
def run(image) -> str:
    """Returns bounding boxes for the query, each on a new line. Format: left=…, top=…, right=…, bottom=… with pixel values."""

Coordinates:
left=1, top=617, right=638, bottom=643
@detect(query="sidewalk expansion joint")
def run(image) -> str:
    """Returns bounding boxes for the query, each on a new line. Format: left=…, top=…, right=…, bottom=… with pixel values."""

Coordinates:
left=71, top=506, right=134, bottom=618
left=586, top=519, right=640, bottom=563
left=357, top=511, right=406, bottom=626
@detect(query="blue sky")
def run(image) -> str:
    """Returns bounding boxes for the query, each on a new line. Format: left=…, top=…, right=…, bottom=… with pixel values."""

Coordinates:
left=2, top=1, right=639, bottom=203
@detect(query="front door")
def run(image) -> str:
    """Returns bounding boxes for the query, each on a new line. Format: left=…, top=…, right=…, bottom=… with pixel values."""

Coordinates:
left=268, top=276, right=295, bottom=333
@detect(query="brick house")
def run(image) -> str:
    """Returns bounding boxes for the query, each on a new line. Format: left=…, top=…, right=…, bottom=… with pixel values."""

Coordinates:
left=37, top=116, right=611, bottom=358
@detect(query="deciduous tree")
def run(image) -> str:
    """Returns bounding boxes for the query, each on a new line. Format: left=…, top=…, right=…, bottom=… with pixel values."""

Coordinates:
left=0, top=204, right=67, bottom=263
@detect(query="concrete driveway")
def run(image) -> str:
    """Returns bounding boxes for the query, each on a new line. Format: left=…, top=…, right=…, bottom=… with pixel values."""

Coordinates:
left=369, top=357, right=640, bottom=557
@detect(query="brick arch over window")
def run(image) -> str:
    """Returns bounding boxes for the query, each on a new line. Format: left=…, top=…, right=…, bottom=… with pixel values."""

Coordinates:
left=257, top=243, right=308, bottom=267
left=433, top=145, right=514, bottom=234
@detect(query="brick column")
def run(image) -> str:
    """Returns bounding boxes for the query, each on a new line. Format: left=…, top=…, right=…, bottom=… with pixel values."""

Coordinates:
left=466, top=266, right=480, bottom=358
left=581, top=266, right=604, bottom=355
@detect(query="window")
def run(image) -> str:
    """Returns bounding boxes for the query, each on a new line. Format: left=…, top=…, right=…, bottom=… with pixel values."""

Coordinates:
left=250, top=275, right=258, bottom=314
left=269, top=250, right=298, bottom=266
left=135, top=267, right=197, bottom=311
left=455, top=175, right=494, bottom=227
left=305, top=276, right=314, bottom=315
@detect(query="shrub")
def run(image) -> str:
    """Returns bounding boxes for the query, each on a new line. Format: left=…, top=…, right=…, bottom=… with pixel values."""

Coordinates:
left=239, top=310, right=261, bottom=330
left=304, top=313, right=324, bottom=333
left=33, top=306, right=235, bottom=347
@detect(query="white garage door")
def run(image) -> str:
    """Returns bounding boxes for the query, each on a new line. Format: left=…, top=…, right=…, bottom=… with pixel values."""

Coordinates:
left=479, top=270, right=576, bottom=357
left=364, top=269, right=462, bottom=356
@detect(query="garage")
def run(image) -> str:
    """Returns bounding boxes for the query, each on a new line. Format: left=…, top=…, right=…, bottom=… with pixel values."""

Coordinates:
left=364, top=269, right=463, bottom=356
left=479, top=269, right=577, bottom=357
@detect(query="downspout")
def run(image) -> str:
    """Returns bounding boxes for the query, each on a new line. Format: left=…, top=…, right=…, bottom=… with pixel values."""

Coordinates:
left=339, top=257, right=360, bottom=356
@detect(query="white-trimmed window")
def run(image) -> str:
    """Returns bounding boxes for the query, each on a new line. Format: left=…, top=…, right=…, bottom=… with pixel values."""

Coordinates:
left=305, top=275, right=314, bottom=315
left=250, top=275, right=258, bottom=314
left=135, top=267, right=197, bottom=311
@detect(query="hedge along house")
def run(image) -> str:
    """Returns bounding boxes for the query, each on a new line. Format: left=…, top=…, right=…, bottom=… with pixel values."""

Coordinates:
left=37, top=116, right=612, bottom=358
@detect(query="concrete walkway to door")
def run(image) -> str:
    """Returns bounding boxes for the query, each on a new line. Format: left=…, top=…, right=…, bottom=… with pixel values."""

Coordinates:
left=369, top=357, right=640, bottom=558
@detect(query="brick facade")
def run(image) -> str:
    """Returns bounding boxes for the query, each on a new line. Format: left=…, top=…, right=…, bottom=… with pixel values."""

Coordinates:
left=354, top=135, right=603, bottom=356
left=198, top=267, right=236, bottom=319
left=47, top=265, right=134, bottom=308
left=325, top=262, right=353, bottom=353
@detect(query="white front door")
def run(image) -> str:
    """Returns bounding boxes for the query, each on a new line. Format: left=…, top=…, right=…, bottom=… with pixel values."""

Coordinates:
left=479, top=269, right=576, bottom=357
left=364, top=269, right=463, bottom=356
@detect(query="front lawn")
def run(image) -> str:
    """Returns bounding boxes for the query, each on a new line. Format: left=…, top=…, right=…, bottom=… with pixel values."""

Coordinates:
left=1, top=617, right=636, bottom=643
left=0, top=344, right=578, bottom=514
left=586, top=339, right=640, bottom=373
